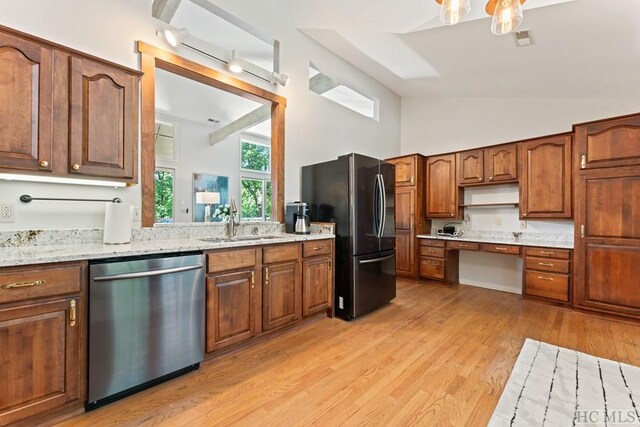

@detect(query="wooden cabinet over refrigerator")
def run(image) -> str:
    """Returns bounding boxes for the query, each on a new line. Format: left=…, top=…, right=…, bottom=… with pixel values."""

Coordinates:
left=574, top=113, right=640, bottom=320
left=386, top=155, right=430, bottom=279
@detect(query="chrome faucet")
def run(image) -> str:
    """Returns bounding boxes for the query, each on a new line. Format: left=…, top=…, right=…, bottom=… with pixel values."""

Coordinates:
left=227, top=197, right=239, bottom=237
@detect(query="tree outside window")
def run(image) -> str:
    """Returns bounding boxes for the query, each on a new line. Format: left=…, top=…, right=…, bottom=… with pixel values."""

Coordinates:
left=155, top=168, right=175, bottom=223
left=240, top=139, right=271, bottom=220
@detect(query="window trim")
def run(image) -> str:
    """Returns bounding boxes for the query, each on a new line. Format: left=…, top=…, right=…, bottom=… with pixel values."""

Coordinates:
left=154, top=119, right=179, bottom=163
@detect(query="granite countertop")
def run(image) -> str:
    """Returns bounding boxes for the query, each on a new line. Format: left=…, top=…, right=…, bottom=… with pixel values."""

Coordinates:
left=0, top=233, right=334, bottom=268
left=416, top=233, right=573, bottom=249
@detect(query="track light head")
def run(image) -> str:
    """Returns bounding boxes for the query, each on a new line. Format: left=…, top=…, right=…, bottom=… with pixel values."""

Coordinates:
left=227, top=50, right=243, bottom=73
left=163, top=27, right=189, bottom=47
left=271, top=72, right=290, bottom=87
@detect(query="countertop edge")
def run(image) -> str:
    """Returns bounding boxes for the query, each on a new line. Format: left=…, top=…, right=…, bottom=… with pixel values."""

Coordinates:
left=0, top=234, right=335, bottom=268
left=416, top=234, right=574, bottom=250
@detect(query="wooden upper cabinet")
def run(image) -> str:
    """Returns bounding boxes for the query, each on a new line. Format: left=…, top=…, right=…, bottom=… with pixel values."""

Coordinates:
left=457, top=149, right=484, bottom=185
left=69, top=57, right=138, bottom=180
left=575, top=114, right=640, bottom=170
left=426, top=154, right=460, bottom=218
left=519, top=135, right=572, bottom=219
left=0, top=32, right=54, bottom=173
left=485, top=144, right=518, bottom=183
left=388, top=156, right=417, bottom=186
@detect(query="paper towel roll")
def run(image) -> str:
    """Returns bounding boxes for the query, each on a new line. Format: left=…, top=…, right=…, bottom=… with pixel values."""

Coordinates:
left=103, top=202, right=133, bottom=244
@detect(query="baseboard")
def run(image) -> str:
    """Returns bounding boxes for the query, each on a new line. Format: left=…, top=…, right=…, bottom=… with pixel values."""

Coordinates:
left=459, top=279, right=522, bottom=295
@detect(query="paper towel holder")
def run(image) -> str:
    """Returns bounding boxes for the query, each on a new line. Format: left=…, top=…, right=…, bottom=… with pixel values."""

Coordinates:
left=20, top=195, right=122, bottom=204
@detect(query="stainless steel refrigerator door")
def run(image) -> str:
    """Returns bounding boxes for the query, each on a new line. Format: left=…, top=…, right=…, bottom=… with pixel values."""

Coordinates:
left=379, top=160, right=396, bottom=251
left=351, top=154, right=383, bottom=256
left=88, top=254, right=205, bottom=404
left=351, top=249, right=396, bottom=317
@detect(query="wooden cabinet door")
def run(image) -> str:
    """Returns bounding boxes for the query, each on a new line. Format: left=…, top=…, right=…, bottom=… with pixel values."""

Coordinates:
left=0, top=32, right=54, bottom=173
left=485, top=144, right=518, bottom=183
left=575, top=114, right=640, bottom=170
left=0, top=298, right=81, bottom=426
left=206, top=269, right=259, bottom=352
left=457, top=149, right=484, bottom=185
left=302, top=257, right=332, bottom=316
left=389, top=156, right=416, bottom=186
left=69, top=56, right=137, bottom=180
left=396, top=187, right=415, bottom=230
left=520, top=135, right=572, bottom=219
left=396, top=229, right=415, bottom=277
left=263, top=262, right=301, bottom=331
left=574, top=170, right=640, bottom=318
left=426, top=154, right=460, bottom=218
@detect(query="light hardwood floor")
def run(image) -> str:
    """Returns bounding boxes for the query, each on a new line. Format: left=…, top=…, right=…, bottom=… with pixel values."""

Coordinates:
left=59, top=279, right=640, bottom=427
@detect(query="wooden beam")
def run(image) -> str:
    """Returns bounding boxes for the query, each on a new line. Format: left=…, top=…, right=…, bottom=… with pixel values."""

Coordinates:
left=209, top=105, right=271, bottom=145
left=309, top=73, right=340, bottom=95
left=152, top=0, right=183, bottom=23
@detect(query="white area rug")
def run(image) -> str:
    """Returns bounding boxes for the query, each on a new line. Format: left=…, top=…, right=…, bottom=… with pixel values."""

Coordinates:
left=489, top=339, right=640, bottom=427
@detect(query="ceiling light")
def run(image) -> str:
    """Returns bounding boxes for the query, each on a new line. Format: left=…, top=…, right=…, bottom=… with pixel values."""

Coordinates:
left=0, top=173, right=127, bottom=188
left=437, top=0, right=471, bottom=26
left=163, top=27, right=189, bottom=47
left=227, top=50, right=243, bottom=73
left=271, top=72, right=290, bottom=87
left=489, top=0, right=525, bottom=35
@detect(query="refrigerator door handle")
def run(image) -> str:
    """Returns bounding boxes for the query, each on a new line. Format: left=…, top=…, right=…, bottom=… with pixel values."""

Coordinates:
left=373, top=174, right=380, bottom=237
left=380, top=174, right=387, bottom=238
left=376, top=174, right=384, bottom=238
left=359, top=254, right=395, bottom=264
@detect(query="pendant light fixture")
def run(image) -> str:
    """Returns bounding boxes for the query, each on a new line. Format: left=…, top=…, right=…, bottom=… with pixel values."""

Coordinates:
left=437, top=0, right=471, bottom=25
left=486, top=0, right=526, bottom=35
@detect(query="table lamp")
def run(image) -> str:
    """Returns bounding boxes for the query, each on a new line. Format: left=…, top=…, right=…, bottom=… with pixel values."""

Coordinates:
left=195, top=191, right=220, bottom=222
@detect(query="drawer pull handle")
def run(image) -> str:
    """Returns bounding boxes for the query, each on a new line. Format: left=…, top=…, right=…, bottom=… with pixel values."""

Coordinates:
left=39, top=160, right=49, bottom=168
left=251, top=271, right=255, bottom=288
left=459, top=244, right=468, bottom=248
left=69, top=300, right=77, bottom=327
left=494, top=247, right=508, bottom=251
left=540, top=251, right=554, bottom=255
left=313, top=246, right=322, bottom=250
left=1, top=279, right=46, bottom=289
left=538, top=262, right=555, bottom=267
left=537, top=276, right=554, bottom=281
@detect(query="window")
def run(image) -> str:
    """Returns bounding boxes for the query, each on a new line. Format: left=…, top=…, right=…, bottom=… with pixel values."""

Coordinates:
left=241, top=140, right=270, bottom=173
left=241, top=178, right=271, bottom=221
left=154, top=167, right=175, bottom=223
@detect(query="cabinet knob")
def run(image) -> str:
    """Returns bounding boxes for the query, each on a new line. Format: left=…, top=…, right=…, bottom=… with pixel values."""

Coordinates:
left=489, top=176, right=494, bottom=181
left=39, top=160, right=49, bottom=168
left=72, top=163, right=80, bottom=171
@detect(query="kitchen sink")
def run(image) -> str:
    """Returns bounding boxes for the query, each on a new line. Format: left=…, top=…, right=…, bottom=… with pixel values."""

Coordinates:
left=199, top=235, right=282, bottom=243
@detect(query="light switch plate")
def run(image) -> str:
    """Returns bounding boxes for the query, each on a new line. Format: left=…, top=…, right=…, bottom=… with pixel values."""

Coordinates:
left=0, top=203, right=15, bottom=222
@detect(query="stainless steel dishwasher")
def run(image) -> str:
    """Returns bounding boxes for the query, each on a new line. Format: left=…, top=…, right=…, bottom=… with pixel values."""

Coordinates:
left=88, top=252, right=205, bottom=409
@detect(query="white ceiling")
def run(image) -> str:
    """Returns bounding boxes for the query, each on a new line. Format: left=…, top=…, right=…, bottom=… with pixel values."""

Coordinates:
left=295, top=0, right=640, bottom=98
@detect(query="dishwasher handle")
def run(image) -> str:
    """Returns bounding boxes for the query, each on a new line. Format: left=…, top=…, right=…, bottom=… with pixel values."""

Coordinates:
left=93, top=264, right=204, bottom=282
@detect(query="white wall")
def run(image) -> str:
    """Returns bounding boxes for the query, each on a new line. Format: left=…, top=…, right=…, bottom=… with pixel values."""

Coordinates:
left=0, top=0, right=401, bottom=231
left=401, top=96, right=640, bottom=155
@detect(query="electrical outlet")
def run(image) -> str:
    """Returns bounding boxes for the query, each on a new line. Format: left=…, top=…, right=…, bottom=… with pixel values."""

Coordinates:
left=520, top=220, right=528, bottom=230
left=494, top=217, right=502, bottom=226
left=133, top=207, right=141, bottom=221
left=0, top=203, right=15, bottom=223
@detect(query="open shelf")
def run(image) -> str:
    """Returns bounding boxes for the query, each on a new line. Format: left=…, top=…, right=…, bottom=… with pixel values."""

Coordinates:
left=459, top=202, right=519, bottom=208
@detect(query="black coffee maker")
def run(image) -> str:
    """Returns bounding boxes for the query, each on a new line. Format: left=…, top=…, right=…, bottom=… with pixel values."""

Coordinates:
left=285, top=202, right=310, bottom=234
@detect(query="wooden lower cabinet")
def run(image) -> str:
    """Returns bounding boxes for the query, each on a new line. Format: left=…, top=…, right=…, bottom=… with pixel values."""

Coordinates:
left=418, top=239, right=458, bottom=284
left=263, top=262, right=301, bottom=331
left=302, top=257, right=332, bottom=316
left=206, top=269, right=260, bottom=352
left=395, top=229, right=415, bottom=277
left=0, top=261, right=86, bottom=427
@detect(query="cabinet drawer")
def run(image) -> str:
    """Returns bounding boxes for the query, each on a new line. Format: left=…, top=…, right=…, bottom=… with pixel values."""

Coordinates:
left=483, top=244, right=521, bottom=255
left=263, top=243, right=300, bottom=264
left=525, top=271, right=569, bottom=302
left=419, top=246, right=445, bottom=258
left=0, top=263, right=83, bottom=304
left=419, top=257, right=445, bottom=280
left=447, top=241, right=480, bottom=251
left=419, top=239, right=445, bottom=248
left=525, top=256, right=570, bottom=274
left=207, top=248, right=257, bottom=274
left=525, top=247, right=571, bottom=260
left=302, top=240, right=332, bottom=258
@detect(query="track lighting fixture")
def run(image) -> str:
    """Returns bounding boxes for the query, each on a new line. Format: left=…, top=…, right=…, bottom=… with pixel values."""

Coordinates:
left=163, top=27, right=189, bottom=47
left=227, top=50, right=243, bottom=73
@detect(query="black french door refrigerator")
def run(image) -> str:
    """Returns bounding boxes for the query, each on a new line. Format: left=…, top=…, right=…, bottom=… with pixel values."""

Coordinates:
left=302, top=153, right=396, bottom=320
